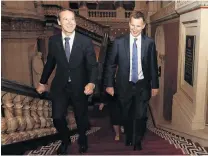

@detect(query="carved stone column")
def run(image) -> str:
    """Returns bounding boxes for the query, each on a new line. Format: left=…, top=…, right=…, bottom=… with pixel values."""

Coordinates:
left=14, top=95, right=27, bottom=132
left=2, top=93, right=18, bottom=133
left=134, top=1, right=147, bottom=12
left=115, top=1, right=125, bottom=19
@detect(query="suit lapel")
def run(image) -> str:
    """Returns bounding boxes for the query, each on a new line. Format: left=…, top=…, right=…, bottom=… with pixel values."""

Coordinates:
left=124, top=34, right=146, bottom=66
left=141, top=34, right=146, bottom=62
left=56, top=32, right=80, bottom=68
left=68, top=32, right=79, bottom=67
left=56, top=34, right=69, bottom=67
left=124, top=34, right=130, bottom=65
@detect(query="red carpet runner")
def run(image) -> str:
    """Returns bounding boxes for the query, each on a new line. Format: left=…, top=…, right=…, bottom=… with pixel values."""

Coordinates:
left=69, top=116, right=183, bottom=155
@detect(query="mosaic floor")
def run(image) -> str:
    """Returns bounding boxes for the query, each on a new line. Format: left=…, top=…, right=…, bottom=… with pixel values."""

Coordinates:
left=147, top=119, right=208, bottom=155
left=25, top=127, right=101, bottom=155
left=25, top=117, right=208, bottom=155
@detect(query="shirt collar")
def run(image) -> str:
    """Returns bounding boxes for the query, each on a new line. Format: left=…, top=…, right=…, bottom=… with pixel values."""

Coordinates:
left=62, top=31, right=75, bottom=41
left=130, top=33, right=141, bottom=41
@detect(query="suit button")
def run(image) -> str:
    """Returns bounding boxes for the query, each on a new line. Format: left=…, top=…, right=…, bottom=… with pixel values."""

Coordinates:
left=68, top=70, right=70, bottom=72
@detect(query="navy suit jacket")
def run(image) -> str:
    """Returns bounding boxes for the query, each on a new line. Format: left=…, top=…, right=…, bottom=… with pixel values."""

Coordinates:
left=105, top=34, right=159, bottom=100
left=40, top=32, right=98, bottom=98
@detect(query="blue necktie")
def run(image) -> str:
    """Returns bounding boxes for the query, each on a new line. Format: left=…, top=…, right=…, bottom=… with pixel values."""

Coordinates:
left=65, top=37, right=70, bottom=62
left=131, top=38, right=138, bottom=83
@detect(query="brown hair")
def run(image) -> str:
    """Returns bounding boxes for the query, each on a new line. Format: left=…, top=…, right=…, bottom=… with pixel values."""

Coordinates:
left=57, top=9, right=75, bottom=20
left=129, top=11, right=145, bottom=23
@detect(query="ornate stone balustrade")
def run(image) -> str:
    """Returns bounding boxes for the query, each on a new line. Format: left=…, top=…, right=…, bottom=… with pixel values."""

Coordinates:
left=89, top=10, right=116, bottom=18
left=1, top=79, right=76, bottom=145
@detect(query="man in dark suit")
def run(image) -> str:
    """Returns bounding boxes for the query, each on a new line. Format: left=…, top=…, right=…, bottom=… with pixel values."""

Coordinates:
left=36, top=9, right=97, bottom=154
left=105, top=11, right=159, bottom=150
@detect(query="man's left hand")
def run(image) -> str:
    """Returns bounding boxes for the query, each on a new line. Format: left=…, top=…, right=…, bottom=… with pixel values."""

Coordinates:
left=84, top=83, right=95, bottom=95
left=151, top=89, right=159, bottom=97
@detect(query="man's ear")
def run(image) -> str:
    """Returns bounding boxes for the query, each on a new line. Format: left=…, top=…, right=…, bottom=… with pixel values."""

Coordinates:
left=57, top=19, right=61, bottom=25
left=142, top=23, right=146, bottom=30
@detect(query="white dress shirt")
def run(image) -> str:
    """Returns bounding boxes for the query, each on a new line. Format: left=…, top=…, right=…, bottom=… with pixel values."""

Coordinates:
left=62, top=31, right=75, bottom=54
left=62, top=31, right=75, bottom=82
left=129, top=33, right=144, bottom=81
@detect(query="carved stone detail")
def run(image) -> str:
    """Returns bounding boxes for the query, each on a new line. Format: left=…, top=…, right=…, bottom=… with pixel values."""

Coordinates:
left=150, top=2, right=177, bottom=23
left=2, top=1, right=44, bottom=21
left=2, top=18, right=44, bottom=32
left=175, top=1, right=208, bottom=14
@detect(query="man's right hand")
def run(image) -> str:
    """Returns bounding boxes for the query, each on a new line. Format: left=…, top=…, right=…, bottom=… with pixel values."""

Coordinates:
left=36, top=83, right=46, bottom=94
left=106, top=87, right=114, bottom=96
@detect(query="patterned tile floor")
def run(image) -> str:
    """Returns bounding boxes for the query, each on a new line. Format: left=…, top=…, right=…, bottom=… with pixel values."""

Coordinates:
left=26, top=117, right=208, bottom=155
left=26, top=127, right=101, bottom=155
left=147, top=119, right=208, bottom=155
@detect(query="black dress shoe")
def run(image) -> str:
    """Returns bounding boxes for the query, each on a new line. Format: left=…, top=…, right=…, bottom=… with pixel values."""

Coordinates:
left=57, top=142, right=70, bottom=155
left=79, top=144, right=88, bottom=154
left=133, top=141, right=142, bottom=151
left=125, top=137, right=133, bottom=146
left=125, top=140, right=133, bottom=146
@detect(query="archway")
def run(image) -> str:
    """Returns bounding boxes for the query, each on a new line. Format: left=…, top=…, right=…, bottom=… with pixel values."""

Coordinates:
left=151, top=25, right=166, bottom=124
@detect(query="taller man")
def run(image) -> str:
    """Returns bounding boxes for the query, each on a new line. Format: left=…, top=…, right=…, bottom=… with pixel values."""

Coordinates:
left=105, top=11, right=159, bottom=150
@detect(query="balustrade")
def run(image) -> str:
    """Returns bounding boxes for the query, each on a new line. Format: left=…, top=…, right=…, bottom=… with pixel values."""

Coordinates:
left=1, top=79, right=77, bottom=145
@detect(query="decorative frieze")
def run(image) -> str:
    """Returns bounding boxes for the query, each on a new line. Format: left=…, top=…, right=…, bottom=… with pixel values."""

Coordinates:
left=150, top=2, right=178, bottom=23
left=2, top=18, right=44, bottom=32
left=2, top=1, right=44, bottom=21
left=175, top=0, right=208, bottom=14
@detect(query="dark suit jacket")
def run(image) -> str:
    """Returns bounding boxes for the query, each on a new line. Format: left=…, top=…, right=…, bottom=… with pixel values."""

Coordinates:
left=40, top=32, right=98, bottom=98
left=105, top=34, right=159, bottom=100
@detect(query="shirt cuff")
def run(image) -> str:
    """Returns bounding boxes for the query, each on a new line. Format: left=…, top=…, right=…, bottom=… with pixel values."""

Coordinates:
left=39, top=83, right=45, bottom=86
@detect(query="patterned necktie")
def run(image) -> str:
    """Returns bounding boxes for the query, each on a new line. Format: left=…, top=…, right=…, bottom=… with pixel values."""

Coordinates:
left=131, top=38, right=138, bottom=83
left=65, top=37, right=70, bottom=62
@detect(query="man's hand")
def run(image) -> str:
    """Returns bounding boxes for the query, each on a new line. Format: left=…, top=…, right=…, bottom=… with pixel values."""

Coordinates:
left=84, top=83, right=95, bottom=95
left=151, top=89, right=159, bottom=97
left=106, top=87, right=114, bottom=96
left=99, top=103, right=105, bottom=111
left=36, top=83, right=47, bottom=94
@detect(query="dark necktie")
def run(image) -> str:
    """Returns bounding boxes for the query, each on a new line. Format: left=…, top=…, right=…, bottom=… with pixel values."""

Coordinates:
left=131, top=38, right=138, bottom=83
left=65, top=37, right=70, bottom=62
left=65, top=37, right=71, bottom=82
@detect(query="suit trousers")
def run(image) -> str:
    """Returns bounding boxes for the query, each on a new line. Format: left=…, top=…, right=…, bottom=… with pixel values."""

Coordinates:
left=52, top=82, right=88, bottom=145
left=119, top=80, right=150, bottom=142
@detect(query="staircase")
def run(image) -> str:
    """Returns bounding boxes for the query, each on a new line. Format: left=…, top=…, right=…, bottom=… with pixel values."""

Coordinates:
left=2, top=2, right=208, bottom=155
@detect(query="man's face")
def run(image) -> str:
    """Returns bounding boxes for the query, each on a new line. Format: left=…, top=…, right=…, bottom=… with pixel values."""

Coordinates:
left=129, top=17, right=145, bottom=37
left=58, top=10, right=76, bottom=35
